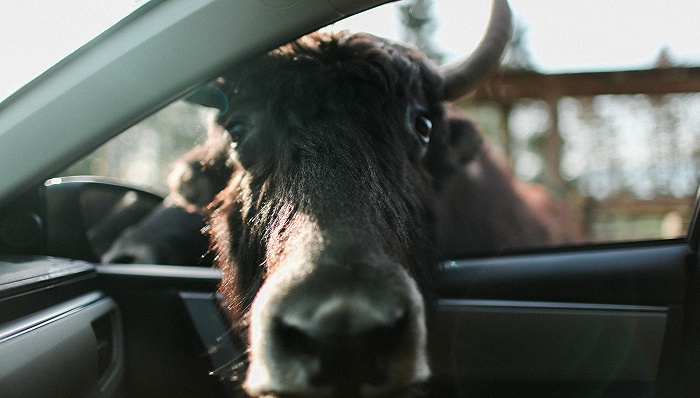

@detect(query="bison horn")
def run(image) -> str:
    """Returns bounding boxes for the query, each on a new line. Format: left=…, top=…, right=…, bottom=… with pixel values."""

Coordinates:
left=440, top=0, right=513, bottom=102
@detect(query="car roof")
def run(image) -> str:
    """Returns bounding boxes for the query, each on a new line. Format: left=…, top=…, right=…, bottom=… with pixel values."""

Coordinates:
left=0, top=0, right=389, bottom=205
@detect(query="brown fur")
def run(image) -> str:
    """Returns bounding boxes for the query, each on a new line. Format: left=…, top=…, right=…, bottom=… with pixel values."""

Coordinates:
left=432, top=115, right=582, bottom=258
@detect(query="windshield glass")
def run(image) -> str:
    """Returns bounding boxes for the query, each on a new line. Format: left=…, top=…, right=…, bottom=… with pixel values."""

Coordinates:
left=0, top=0, right=148, bottom=102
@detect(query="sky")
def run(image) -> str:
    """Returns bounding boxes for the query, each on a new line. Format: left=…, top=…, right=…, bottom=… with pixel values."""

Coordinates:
left=2, top=0, right=700, bottom=101
left=332, top=0, right=700, bottom=71
left=0, top=0, right=134, bottom=101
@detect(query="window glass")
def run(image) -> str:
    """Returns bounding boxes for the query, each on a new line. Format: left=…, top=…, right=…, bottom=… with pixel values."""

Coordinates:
left=63, top=101, right=214, bottom=195
left=462, top=94, right=700, bottom=244
left=59, top=0, right=700, bottom=251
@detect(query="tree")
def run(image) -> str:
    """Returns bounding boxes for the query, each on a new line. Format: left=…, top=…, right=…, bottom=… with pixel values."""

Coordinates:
left=501, top=17, right=536, bottom=71
left=398, top=0, right=444, bottom=64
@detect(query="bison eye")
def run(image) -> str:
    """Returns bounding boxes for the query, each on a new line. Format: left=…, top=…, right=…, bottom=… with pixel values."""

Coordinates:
left=414, top=115, right=432, bottom=145
left=226, top=122, right=248, bottom=144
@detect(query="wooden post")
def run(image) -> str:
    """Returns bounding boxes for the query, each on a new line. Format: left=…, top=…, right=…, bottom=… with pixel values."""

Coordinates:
left=501, top=103, right=513, bottom=161
left=543, top=97, right=566, bottom=198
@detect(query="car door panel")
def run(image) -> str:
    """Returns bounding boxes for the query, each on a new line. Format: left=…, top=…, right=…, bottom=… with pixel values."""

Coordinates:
left=0, top=257, right=123, bottom=398
left=430, top=242, right=694, bottom=397
left=0, top=257, right=237, bottom=398
left=95, top=264, right=235, bottom=398
left=431, top=301, right=669, bottom=397
left=437, top=244, right=688, bottom=305
left=0, top=293, right=124, bottom=398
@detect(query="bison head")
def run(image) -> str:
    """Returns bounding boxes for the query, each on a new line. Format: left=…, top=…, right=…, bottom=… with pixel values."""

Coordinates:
left=192, top=1, right=513, bottom=397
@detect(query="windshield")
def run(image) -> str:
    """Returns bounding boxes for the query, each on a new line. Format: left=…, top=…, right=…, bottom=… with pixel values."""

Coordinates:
left=0, top=0, right=148, bottom=102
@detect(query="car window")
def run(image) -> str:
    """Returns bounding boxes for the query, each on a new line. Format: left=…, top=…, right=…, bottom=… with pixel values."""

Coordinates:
left=63, top=101, right=214, bottom=196
left=58, top=0, right=700, bottom=253
left=0, top=0, right=150, bottom=102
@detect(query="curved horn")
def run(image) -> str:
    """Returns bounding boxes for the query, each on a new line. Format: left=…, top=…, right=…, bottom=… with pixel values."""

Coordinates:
left=440, top=0, right=513, bottom=101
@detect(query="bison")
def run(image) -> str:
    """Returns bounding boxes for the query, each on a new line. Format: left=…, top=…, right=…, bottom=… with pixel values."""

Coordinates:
left=103, top=0, right=581, bottom=396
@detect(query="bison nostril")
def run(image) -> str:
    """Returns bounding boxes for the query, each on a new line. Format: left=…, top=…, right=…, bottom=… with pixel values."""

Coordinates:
left=272, top=306, right=410, bottom=387
left=274, top=319, right=319, bottom=357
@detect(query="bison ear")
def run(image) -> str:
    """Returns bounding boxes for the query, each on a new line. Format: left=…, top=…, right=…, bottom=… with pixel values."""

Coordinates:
left=422, top=111, right=485, bottom=188
left=185, top=82, right=229, bottom=114
left=446, top=116, right=484, bottom=166
left=167, top=140, right=235, bottom=212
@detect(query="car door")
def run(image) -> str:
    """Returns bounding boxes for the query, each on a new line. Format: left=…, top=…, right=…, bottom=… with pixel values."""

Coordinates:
left=0, top=179, right=238, bottom=398
left=428, top=225, right=698, bottom=397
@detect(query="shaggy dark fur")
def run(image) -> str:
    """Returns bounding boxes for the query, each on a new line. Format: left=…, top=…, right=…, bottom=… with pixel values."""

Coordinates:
left=206, top=32, right=442, bottom=320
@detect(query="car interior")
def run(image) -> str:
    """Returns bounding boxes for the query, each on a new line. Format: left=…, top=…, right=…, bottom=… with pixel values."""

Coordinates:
left=1, top=0, right=699, bottom=397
